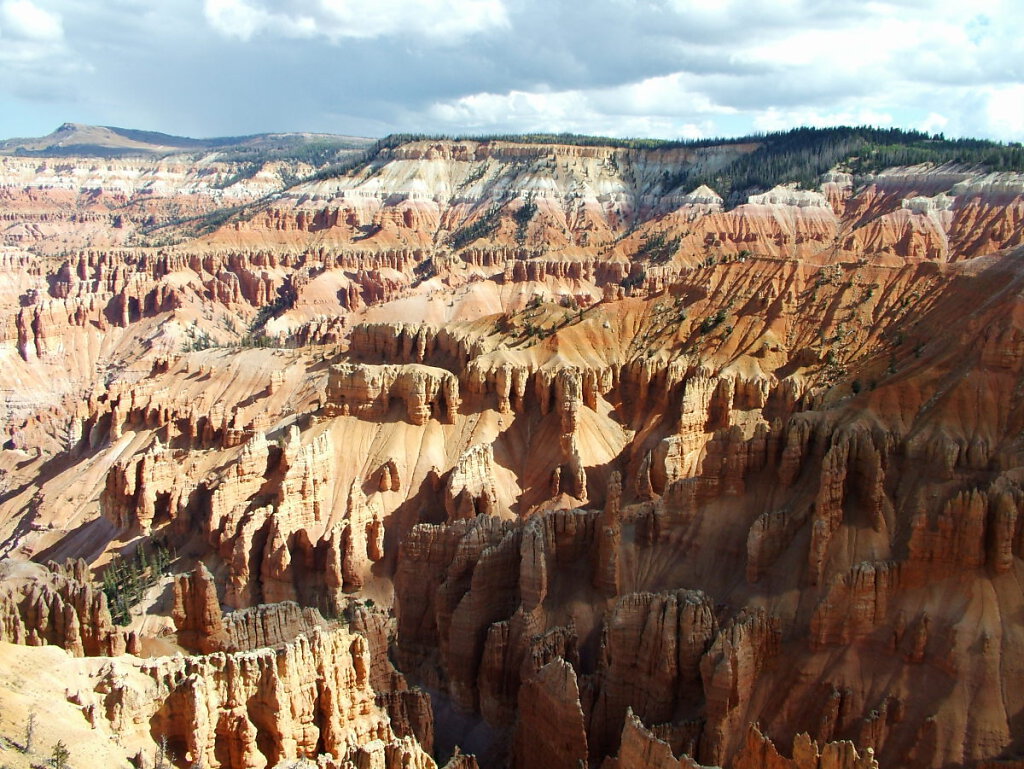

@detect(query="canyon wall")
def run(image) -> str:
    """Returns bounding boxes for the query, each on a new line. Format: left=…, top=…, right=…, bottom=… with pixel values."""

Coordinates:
left=3, top=137, right=1024, bottom=769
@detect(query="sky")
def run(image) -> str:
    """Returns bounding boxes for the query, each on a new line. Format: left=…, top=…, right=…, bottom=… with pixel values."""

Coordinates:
left=0, top=0, right=1022, bottom=142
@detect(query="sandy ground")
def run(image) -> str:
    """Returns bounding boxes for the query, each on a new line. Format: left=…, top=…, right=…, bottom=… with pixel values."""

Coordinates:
left=0, top=642, right=141, bottom=769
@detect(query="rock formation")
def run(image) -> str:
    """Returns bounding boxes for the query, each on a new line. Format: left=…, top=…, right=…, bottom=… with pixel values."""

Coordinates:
left=0, top=559, right=127, bottom=657
left=513, top=658, right=588, bottom=769
left=5, top=132, right=1024, bottom=769
left=326, top=362, right=460, bottom=425
left=444, top=444, right=500, bottom=520
left=144, top=625, right=433, bottom=769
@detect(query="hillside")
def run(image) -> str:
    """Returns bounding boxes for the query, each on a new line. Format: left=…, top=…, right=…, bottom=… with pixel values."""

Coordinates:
left=0, top=126, right=1024, bottom=769
left=0, top=121, right=372, bottom=159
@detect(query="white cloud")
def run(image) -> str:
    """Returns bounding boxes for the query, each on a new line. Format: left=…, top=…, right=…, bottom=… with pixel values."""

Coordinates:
left=0, top=0, right=88, bottom=108
left=426, top=75, right=731, bottom=138
left=919, top=113, right=950, bottom=135
left=2, top=0, right=1024, bottom=144
left=1, top=0, right=63, bottom=41
left=203, top=0, right=509, bottom=43
left=753, top=107, right=894, bottom=133
left=203, top=0, right=275, bottom=41
left=982, top=85, right=1024, bottom=141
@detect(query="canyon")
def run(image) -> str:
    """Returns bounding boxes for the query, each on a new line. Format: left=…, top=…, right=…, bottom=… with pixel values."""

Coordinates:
left=1, top=126, right=1024, bottom=769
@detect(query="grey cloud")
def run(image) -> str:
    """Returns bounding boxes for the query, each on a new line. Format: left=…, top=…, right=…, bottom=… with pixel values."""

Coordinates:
left=0, top=0, right=1022, bottom=142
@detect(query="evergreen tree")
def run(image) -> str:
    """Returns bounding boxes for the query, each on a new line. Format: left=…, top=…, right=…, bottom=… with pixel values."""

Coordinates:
left=52, top=741, right=70, bottom=769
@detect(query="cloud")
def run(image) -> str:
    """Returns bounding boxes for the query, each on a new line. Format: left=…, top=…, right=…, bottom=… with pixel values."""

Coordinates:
left=1, top=0, right=1024, bottom=144
left=0, top=0, right=62, bottom=41
left=202, top=0, right=280, bottom=42
left=919, top=112, right=950, bottom=135
left=426, top=74, right=731, bottom=138
left=979, top=85, right=1024, bottom=141
left=753, top=107, right=895, bottom=133
left=0, top=0, right=82, bottom=105
left=203, top=0, right=510, bottom=43
left=413, top=0, right=1023, bottom=143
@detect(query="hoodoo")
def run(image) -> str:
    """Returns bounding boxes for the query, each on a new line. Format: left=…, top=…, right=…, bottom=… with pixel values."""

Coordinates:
left=2, top=125, right=1024, bottom=769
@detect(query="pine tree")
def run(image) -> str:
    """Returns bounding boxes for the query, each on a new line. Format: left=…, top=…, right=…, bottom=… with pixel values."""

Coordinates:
left=52, top=741, right=70, bottom=769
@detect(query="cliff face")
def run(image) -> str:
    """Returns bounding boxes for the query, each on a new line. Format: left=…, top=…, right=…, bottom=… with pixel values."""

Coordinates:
left=34, top=623, right=439, bottom=769
left=141, top=626, right=415, bottom=769
left=0, top=559, right=129, bottom=656
left=4, top=136, right=1024, bottom=769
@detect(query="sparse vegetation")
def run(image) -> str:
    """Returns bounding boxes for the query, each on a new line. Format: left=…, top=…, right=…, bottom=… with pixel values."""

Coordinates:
left=124, top=125, right=1024, bottom=251
left=25, top=711, right=36, bottom=754
left=447, top=204, right=502, bottom=250
left=101, top=542, right=175, bottom=625
left=636, top=232, right=682, bottom=264
left=181, top=322, right=216, bottom=352
left=413, top=257, right=437, bottom=283
left=330, top=127, right=1024, bottom=207
left=685, top=126, right=1024, bottom=204
left=155, top=734, right=173, bottom=769
left=513, top=198, right=537, bottom=244
left=620, top=269, right=646, bottom=291
left=699, top=308, right=728, bottom=334
left=459, top=162, right=487, bottom=190
left=248, top=284, right=298, bottom=339
left=815, top=264, right=843, bottom=287
left=51, top=740, right=70, bottom=769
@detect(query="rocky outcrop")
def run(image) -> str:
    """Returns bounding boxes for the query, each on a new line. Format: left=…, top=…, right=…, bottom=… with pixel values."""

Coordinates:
left=101, top=439, right=194, bottom=535
left=594, top=471, right=623, bottom=594
left=603, top=709, right=709, bottom=769
left=731, top=724, right=879, bottom=769
left=139, top=626, right=434, bottom=769
left=312, top=737, right=440, bottom=769
left=325, top=362, right=460, bottom=425
left=444, top=444, right=500, bottom=520
left=513, top=658, right=588, bottom=769
left=590, top=590, right=717, bottom=757
left=0, top=560, right=127, bottom=657
left=394, top=517, right=511, bottom=677
left=699, top=609, right=782, bottom=765
left=379, top=459, right=402, bottom=492
left=172, top=563, right=227, bottom=654
left=276, top=426, right=333, bottom=529
left=809, top=561, right=901, bottom=649
left=376, top=687, right=435, bottom=757
left=218, top=601, right=330, bottom=653
left=10, top=139, right=1024, bottom=769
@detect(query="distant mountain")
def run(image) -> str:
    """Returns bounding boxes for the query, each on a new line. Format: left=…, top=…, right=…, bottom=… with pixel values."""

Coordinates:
left=0, top=122, right=373, bottom=158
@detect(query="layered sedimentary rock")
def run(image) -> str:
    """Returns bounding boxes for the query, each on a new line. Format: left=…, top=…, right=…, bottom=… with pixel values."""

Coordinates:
left=0, top=559, right=127, bottom=657
left=325, top=362, right=460, bottom=425
left=513, top=657, right=588, bottom=769
left=131, top=625, right=435, bottom=769
left=590, top=590, right=718, bottom=757
left=732, top=724, right=879, bottom=769
left=444, top=444, right=500, bottom=520
left=7, top=134, right=1024, bottom=769
left=172, top=563, right=226, bottom=653
left=101, top=439, right=194, bottom=535
left=699, top=610, right=782, bottom=765
left=603, top=710, right=708, bottom=769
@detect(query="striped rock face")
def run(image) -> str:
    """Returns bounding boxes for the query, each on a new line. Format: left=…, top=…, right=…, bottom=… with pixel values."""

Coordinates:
left=2, top=133, right=1024, bottom=769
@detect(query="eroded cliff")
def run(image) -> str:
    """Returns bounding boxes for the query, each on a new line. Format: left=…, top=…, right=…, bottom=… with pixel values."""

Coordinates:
left=2, top=132, right=1024, bottom=769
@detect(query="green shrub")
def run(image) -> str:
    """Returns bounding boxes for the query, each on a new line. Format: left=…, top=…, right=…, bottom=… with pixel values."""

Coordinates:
left=699, top=309, right=728, bottom=334
left=101, top=543, right=175, bottom=625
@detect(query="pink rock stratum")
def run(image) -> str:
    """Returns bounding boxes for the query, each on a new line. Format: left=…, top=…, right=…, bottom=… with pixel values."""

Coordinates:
left=2, top=131, right=1024, bottom=769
